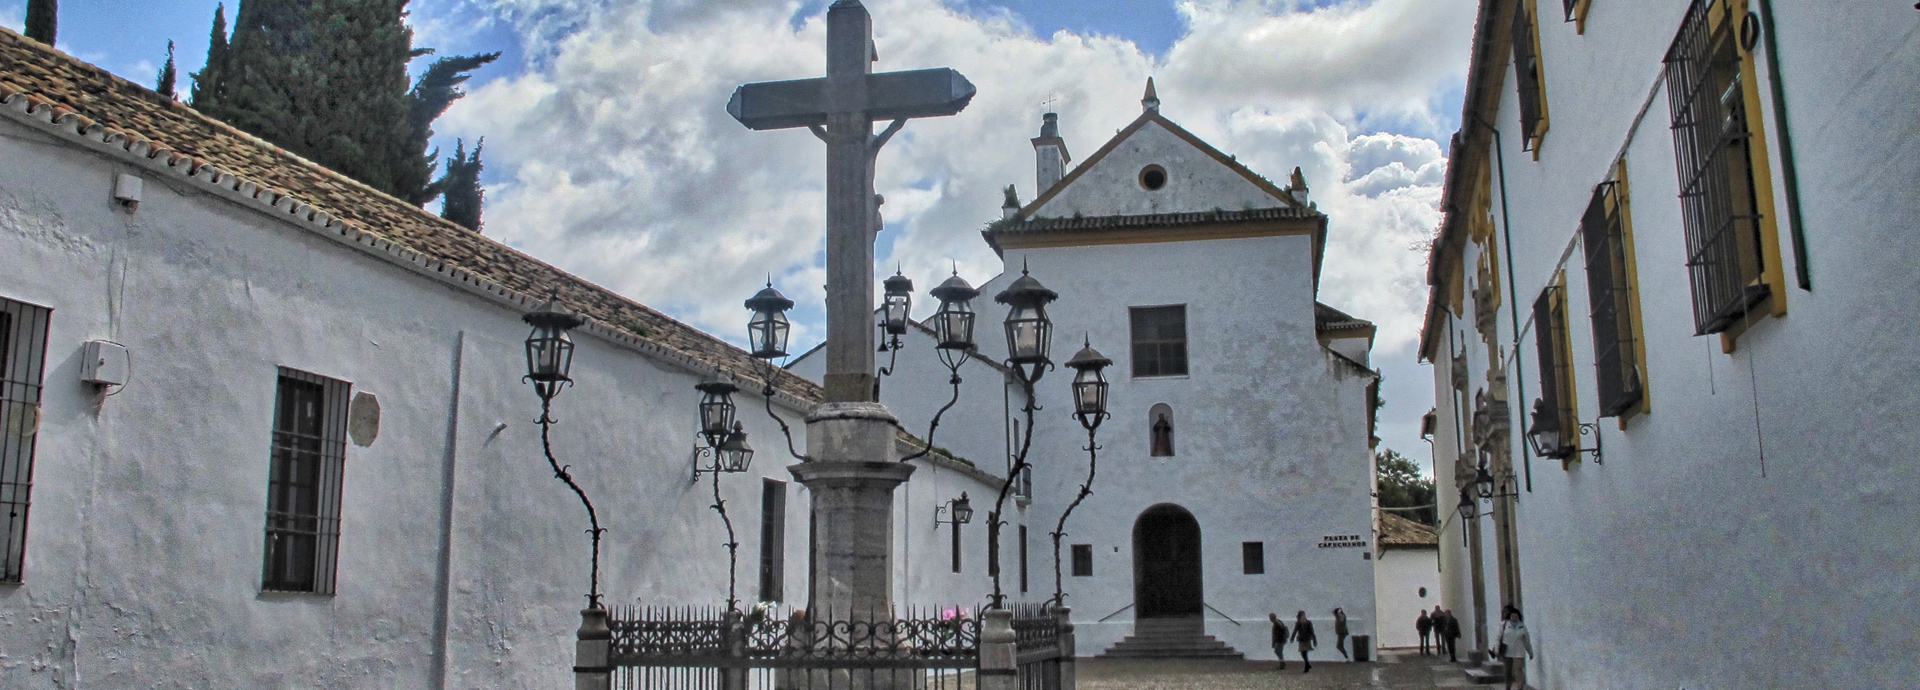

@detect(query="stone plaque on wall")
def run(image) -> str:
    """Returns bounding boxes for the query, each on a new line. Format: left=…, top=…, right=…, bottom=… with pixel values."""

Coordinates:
left=348, top=392, right=380, bottom=447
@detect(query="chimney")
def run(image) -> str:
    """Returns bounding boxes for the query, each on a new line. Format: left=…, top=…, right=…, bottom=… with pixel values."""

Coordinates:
left=1031, top=111, right=1071, bottom=195
left=1288, top=166, right=1310, bottom=207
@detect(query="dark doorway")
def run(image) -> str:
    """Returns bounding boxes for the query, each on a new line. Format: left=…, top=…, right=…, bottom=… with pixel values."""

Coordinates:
left=1132, top=504, right=1202, bottom=619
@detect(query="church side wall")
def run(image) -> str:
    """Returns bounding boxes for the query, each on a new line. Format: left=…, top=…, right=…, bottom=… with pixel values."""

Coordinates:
left=0, top=118, right=812, bottom=689
left=996, top=238, right=1376, bottom=659
left=1372, top=548, right=1439, bottom=650
left=1433, top=2, right=1920, bottom=687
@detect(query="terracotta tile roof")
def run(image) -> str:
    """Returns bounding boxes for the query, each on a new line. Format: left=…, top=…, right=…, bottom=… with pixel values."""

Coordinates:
left=0, top=27, right=821, bottom=402
left=1315, top=302, right=1375, bottom=333
left=1378, top=511, right=1439, bottom=549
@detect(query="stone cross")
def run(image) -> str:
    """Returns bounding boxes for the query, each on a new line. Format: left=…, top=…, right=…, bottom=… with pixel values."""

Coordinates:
left=728, top=0, right=975, bottom=403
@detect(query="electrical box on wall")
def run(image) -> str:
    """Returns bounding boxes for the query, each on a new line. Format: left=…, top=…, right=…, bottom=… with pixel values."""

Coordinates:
left=82, top=341, right=129, bottom=386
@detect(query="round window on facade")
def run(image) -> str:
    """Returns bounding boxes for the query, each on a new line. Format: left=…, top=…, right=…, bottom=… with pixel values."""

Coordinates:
left=1139, top=165, right=1167, bottom=191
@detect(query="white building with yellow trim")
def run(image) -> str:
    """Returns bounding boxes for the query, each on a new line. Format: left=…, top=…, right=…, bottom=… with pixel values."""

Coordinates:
left=1419, top=1, right=1920, bottom=687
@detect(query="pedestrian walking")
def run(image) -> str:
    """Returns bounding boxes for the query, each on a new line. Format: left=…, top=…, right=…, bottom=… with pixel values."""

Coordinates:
left=1268, top=612, right=1288, bottom=670
left=1497, top=606, right=1533, bottom=690
left=1290, top=610, right=1318, bottom=673
left=1416, top=610, right=1432, bottom=655
left=1331, top=607, right=1349, bottom=659
left=1441, top=608, right=1462, bottom=662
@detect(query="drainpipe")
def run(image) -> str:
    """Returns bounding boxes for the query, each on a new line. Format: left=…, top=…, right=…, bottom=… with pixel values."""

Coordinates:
left=1469, top=115, right=1532, bottom=494
left=1753, top=0, right=1811, bottom=290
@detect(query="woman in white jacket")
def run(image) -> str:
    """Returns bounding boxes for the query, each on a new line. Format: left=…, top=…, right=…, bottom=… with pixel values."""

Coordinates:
left=1497, top=606, right=1534, bottom=690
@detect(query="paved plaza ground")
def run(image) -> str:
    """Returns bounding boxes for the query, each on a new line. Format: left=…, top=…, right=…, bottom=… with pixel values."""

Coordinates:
left=1077, top=653, right=1474, bottom=690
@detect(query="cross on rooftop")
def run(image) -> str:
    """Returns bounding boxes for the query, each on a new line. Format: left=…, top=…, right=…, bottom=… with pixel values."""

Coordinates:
left=727, top=0, right=976, bottom=403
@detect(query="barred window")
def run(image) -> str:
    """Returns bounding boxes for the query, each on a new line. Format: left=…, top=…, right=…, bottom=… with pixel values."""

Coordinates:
left=1130, top=306, right=1188, bottom=377
left=1533, top=283, right=1579, bottom=458
left=1512, top=0, right=1550, bottom=151
left=1070, top=544, right=1093, bottom=577
left=1665, top=0, right=1772, bottom=335
left=1, top=298, right=51, bottom=583
left=1582, top=178, right=1645, bottom=418
left=758, top=479, right=786, bottom=603
left=262, top=368, right=349, bottom=594
left=1563, top=0, right=1594, bottom=30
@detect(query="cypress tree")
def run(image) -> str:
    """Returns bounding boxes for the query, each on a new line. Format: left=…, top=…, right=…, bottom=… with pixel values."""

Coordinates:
left=156, top=41, right=178, bottom=99
left=213, top=0, right=309, bottom=148
left=24, top=0, right=56, bottom=44
left=401, top=51, right=499, bottom=204
left=438, top=138, right=483, bottom=232
left=189, top=5, right=230, bottom=108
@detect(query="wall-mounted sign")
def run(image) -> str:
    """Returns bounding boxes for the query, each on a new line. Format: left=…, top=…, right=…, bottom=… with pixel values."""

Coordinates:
left=1318, top=535, right=1367, bottom=549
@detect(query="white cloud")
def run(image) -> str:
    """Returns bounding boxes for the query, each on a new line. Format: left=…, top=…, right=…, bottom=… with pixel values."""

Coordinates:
left=439, top=0, right=1472, bottom=456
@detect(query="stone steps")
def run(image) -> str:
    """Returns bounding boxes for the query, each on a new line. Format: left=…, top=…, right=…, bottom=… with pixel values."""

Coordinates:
left=1097, top=617, right=1244, bottom=659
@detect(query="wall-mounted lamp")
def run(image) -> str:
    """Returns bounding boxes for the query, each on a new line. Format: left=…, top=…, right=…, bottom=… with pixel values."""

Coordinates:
left=935, top=492, right=973, bottom=528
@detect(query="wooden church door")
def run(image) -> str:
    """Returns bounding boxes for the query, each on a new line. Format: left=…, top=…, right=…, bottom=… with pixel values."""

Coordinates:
left=1132, top=504, right=1203, bottom=618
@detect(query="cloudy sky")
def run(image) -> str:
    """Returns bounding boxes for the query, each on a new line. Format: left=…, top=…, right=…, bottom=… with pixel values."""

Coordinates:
left=6, top=0, right=1473, bottom=473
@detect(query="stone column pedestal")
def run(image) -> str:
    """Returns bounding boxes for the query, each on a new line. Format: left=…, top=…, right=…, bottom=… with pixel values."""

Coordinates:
left=791, top=402, right=915, bottom=622
left=1056, top=606, right=1076, bottom=690
left=574, top=607, right=611, bottom=690
left=978, top=609, right=1019, bottom=690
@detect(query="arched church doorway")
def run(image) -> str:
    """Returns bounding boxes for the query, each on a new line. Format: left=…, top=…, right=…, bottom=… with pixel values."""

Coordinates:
left=1132, top=504, right=1202, bottom=619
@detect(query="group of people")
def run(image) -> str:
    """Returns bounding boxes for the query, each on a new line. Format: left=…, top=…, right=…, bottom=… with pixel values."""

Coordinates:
left=1416, top=606, right=1535, bottom=690
left=1265, top=608, right=1348, bottom=673
left=1414, top=606, right=1461, bottom=660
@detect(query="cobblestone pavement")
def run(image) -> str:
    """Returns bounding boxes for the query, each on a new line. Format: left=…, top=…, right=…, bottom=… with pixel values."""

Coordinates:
left=1077, top=654, right=1458, bottom=690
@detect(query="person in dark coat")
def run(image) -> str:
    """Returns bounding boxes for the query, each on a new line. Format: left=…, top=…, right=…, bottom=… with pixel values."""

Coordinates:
left=1290, top=610, right=1318, bottom=673
left=1268, top=612, right=1288, bottom=670
left=1416, top=610, right=1433, bottom=655
left=1441, top=608, right=1462, bottom=662
left=1332, top=607, right=1349, bottom=659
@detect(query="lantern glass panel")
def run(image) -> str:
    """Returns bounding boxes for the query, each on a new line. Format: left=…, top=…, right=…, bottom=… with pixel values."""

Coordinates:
left=749, top=310, right=791, bottom=359
left=1073, top=367, right=1107, bottom=417
left=953, top=495, right=973, bottom=523
left=1004, top=305, right=1051, bottom=362
left=699, top=394, right=736, bottom=448
left=718, top=429, right=754, bottom=472
left=525, top=327, right=574, bottom=382
left=882, top=293, right=911, bottom=335
left=933, top=301, right=975, bottom=349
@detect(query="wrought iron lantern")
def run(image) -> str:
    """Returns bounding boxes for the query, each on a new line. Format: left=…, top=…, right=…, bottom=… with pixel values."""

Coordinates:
left=695, top=379, right=740, bottom=450
left=1064, top=339, right=1112, bottom=430
left=745, top=282, right=795, bottom=360
left=715, top=422, right=755, bottom=473
left=935, top=492, right=973, bottom=527
left=1527, top=397, right=1602, bottom=463
left=928, top=271, right=981, bottom=369
left=523, top=294, right=586, bottom=401
left=880, top=269, right=914, bottom=337
left=994, top=264, right=1058, bottom=382
left=1456, top=488, right=1477, bottom=522
left=1473, top=463, right=1519, bottom=501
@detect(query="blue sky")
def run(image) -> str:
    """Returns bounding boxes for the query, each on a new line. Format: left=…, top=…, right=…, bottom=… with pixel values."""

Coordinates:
left=4, top=0, right=1473, bottom=470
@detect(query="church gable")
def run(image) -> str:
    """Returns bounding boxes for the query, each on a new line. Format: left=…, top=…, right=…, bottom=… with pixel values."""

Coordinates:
left=1025, top=113, right=1298, bottom=220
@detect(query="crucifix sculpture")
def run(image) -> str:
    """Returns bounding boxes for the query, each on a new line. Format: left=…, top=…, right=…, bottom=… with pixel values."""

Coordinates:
left=728, top=0, right=975, bottom=403
left=727, top=0, right=974, bottom=632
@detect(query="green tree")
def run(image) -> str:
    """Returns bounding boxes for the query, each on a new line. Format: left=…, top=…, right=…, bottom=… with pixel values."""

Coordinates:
left=438, top=138, right=483, bottom=232
left=24, top=0, right=56, bottom=44
left=156, top=41, right=178, bottom=99
left=1377, top=448, right=1436, bottom=526
left=188, top=4, right=231, bottom=108
left=402, top=51, right=500, bottom=204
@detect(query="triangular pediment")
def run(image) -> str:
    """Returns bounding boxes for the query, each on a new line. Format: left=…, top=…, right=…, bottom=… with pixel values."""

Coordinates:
left=1020, top=111, right=1303, bottom=220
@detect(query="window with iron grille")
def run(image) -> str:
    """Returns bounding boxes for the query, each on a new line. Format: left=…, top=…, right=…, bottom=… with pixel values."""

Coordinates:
left=758, top=479, right=786, bottom=602
left=1241, top=542, right=1265, bottom=575
left=1512, top=0, right=1550, bottom=151
left=1581, top=179, right=1646, bottom=418
left=1129, top=306, right=1188, bottom=377
left=1070, top=544, right=1093, bottom=577
left=1563, top=0, right=1593, bottom=30
left=0, top=298, right=51, bottom=583
left=1533, top=283, right=1578, bottom=456
left=1665, top=0, right=1772, bottom=335
left=262, top=368, right=349, bottom=594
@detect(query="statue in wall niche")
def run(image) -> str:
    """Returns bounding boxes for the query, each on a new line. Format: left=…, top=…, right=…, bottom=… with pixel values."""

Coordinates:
left=1150, top=413, right=1174, bottom=457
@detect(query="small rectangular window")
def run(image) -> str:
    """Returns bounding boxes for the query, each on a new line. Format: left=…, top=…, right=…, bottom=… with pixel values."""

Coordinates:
left=1513, top=0, right=1551, bottom=152
left=951, top=522, right=963, bottom=574
left=262, top=368, right=350, bottom=594
left=1070, top=544, right=1093, bottom=577
left=1581, top=176, right=1646, bottom=418
left=1130, top=306, right=1188, bottom=377
left=1018, top=525, right=1029, bottom=593
left=1533, top=280, right=1579, bottom=459
left=1242, top=542, right=1265, bottom=574
left=0, top=298, right=51, bottom=583
left=758, top=479, right=786, bottom=602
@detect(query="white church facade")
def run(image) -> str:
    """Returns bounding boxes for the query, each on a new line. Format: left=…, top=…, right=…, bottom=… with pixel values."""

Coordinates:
left=796, top=84, right=1385, bottom=659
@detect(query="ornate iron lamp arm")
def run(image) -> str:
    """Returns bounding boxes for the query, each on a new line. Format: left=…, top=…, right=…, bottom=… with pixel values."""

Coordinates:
left=757, top=360, right=807, bottom=461
left=1049, top=423, right=1101, bottom=606
left=538, top=397, right=606, bottom=609
left=902, top=362, right=963, bottom=463
left=710, top=466, right=741, bottom=612
left=988, top=378, right=1039, bottom=608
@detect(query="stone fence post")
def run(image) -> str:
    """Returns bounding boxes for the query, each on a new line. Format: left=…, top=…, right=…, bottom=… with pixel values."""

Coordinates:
left=575, top=607, right=612, bottom=690
left=1055, top=606, right=1075, bottom=690
left=978, top=609, right=1019, bottom=690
